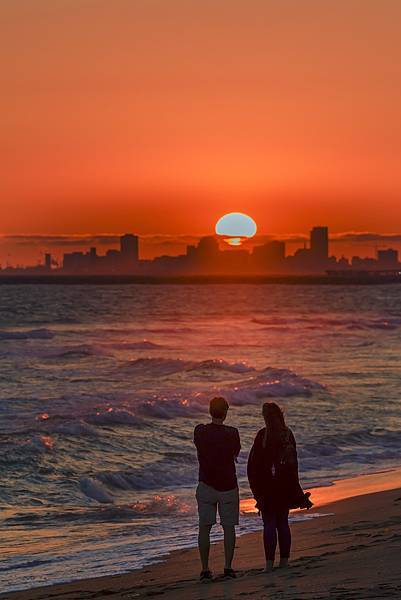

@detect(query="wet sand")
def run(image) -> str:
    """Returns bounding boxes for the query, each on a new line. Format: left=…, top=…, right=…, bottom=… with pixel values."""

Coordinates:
left=3, top=468, right=401, bottom=600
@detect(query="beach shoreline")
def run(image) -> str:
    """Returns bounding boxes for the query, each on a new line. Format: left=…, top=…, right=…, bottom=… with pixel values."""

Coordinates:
left=3, top=467, right=401, bottom=599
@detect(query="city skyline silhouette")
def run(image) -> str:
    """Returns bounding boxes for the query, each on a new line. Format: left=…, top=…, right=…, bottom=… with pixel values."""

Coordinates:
left=1, top=226, right=400, bottom=279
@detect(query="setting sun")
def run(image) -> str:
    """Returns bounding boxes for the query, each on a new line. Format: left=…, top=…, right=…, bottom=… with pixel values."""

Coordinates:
left=215, top=212, right=257, bottom=246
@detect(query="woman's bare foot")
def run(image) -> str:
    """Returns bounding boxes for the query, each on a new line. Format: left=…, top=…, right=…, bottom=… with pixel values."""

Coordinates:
left=279, top=558, right=289, bottom=568
left=263, top=560, right=274, bottom=572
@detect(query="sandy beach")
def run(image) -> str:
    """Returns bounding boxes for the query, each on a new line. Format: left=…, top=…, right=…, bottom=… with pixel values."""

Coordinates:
left=3, top=468, right=401, bottom=600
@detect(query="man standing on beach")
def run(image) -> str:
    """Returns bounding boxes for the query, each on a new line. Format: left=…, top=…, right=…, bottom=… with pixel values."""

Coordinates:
left=194, top=396, right=241, bottom=581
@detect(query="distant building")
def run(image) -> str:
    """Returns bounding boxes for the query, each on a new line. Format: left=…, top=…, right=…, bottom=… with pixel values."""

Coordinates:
left=186, top=245, right=197, bottom=259
left=63, top=251, right=87, bottom=273
left=120, top=234, right=139, bottom=263
left=351, top=256, right=377, bottom=270
left=252, top=240, right=286, bottom=272
left=310, top=226, right=329, bottom=261
left=337, top=256, right=350, bottom=269
left=89, top=247, right=97, bottom=271
left=196, top=236, right=220, bottom=258
left=44, top=253, right=52, bottom=271
left=187, top=236, right=221, bottom=273
left=377, top=248, right=398, bottom=268
left=62, top=233, right=140, bottom=274
left=115, top=234, right=139, bottom=273
left=288, top=247, right=316, bottom=273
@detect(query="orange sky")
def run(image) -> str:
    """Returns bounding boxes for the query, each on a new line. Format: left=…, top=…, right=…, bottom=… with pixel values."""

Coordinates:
left=1, top=0, right=401, bottom=263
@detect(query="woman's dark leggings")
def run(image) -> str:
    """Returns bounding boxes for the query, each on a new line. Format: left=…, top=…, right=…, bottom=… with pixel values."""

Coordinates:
left=262, top=508, right=291, bottom=561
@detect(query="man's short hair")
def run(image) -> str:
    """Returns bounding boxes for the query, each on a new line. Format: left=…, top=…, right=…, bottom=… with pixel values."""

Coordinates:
left=209, top=396, right=229, bottom=419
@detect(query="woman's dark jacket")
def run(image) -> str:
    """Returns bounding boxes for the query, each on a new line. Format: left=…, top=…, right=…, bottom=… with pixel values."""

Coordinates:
left=247, top=427, right=305, bottom=511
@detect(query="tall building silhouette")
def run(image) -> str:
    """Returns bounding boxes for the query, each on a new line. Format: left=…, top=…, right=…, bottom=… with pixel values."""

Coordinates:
left=44, top=253, right=52, bottom=271
left=310, top=226, right=329, bottom=261
left=120, top=234, right=139, bottom=262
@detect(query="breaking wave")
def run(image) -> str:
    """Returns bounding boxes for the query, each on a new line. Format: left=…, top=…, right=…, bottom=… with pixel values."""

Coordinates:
left=298, top=428, right=401, bottom=475
left=86, top=409, right=144, bottom=427
left=104, top=341, right=164, bottom=350
left=0, top=328, right=54, bottom=340
left=252, top=315, right=401, bottom=331
left=188, top=359, right=255, bottom=374
left=222, top=367, right=325, bottom=404
left=75, top=326, right=196, bottom=337
left=96, top=452, right=196, bottom=492
left=123, top=357, right=257, bottom=378
left=43, top=345, right=108, bottom=359
left=13, top=363, right=325, bottom=433
left=79, top=477, right=115, bottom=504
left=123, top=357, right=193, bottom=376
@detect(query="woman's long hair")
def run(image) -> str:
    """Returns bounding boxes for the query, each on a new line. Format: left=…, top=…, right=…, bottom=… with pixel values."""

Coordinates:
left=262, top=402, right=287, bottom=448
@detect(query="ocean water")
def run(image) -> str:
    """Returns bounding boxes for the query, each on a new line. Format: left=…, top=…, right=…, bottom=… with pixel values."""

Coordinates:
left=0, top=284, right=400, bottom=592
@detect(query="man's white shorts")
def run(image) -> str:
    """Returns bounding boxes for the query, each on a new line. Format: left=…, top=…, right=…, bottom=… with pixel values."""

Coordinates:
left=196, top=481, right=239, bottom=527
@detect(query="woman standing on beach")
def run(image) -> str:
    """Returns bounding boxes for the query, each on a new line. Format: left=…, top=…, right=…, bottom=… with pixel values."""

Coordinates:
left=247, top=402, right=312, bottom=572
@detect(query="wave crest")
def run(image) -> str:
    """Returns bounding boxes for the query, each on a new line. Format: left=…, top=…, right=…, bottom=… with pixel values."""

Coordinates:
left=252, top=315, right=401, bottom=332
left=123, top=357, right=256, bottom=378
left=0, top=328, right=54, bottom=340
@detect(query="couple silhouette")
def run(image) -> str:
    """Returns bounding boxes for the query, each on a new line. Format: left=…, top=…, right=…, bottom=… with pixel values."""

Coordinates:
left=194, top=397, right=312, bottom=581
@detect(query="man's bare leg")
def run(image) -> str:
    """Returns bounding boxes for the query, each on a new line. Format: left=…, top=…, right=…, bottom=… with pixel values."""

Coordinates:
left=223, top=524, right=236, bottom=570
left=198, top=524, right=212, bottom=571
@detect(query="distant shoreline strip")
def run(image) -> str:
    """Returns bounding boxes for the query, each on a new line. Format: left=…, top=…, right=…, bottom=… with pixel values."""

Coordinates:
left=0, top=274, right=400, bottom=285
